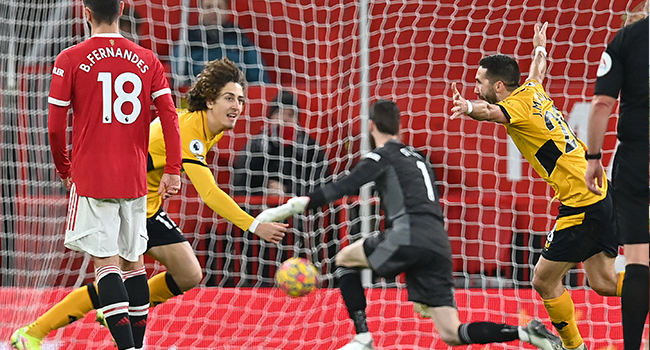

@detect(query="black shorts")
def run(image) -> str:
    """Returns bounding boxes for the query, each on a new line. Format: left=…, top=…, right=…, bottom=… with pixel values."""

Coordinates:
left=363, top=216, right=455, bottom=308
left=146, top=208, right=187, bottom=252
left=542, top=192, right=618, bottom=262
left=611, top=142, right=650, bottom=244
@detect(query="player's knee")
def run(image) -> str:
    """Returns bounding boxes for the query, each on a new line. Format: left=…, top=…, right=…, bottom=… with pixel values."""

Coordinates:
left=175, top=266, right=203, bottom=292
left=437, top=329, right=463, bottom=346
left=589, top=278, right=616, bottom=296
left=335, top=247, right=352, bottom=267
left=531, top=273, right=547, bottom=295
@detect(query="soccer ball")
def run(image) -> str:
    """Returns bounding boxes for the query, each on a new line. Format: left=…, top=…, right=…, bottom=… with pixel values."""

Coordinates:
left=275, top=257, right=318, bottom=297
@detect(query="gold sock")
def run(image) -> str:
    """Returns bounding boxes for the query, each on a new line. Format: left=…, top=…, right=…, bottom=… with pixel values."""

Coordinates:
left=149, top=272, right=178, bottom=306
left=25, top=285, right=94, bottom=340
left=543, top=289, right=583, bottom=349
left=616, top=271, right=625, bottom=297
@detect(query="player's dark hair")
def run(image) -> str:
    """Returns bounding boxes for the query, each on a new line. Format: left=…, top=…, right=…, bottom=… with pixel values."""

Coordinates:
left=268, top=90, right=300, bottom=121
left=479, top=54, right=521, bottom=90
left=186, top=58, right=247, bottom=112
left=83, top=0, right=121, bottom=25
left=369, top=99, right=400, bottom=135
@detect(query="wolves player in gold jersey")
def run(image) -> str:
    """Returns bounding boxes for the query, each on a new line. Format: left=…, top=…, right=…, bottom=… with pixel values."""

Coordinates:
left=11, top=58, right=287, bottom=350
left=449, top=23, right=624, bottom=350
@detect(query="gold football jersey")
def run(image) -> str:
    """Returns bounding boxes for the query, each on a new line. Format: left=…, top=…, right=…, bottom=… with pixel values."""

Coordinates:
left=498, top=80, right=607, bottom=207
left=146, top=109, right=255, bottom=231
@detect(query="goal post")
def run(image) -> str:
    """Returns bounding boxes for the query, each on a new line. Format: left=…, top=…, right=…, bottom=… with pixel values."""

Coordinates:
left=1, top=0, right=643, bottom=349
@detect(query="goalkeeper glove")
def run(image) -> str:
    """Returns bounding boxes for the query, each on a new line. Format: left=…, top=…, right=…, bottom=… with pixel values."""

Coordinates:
left=255, top=196, right=310, bottom=223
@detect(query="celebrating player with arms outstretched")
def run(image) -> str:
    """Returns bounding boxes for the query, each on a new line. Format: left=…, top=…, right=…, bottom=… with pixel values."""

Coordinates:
left=11, top=58, right=287, bottom=350
left=449, top=23, right=624, bottom=349
left=258, top=100, right=561, bottom=350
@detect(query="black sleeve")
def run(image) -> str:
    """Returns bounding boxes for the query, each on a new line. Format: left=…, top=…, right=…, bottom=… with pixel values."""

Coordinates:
left=593, top=29, right=625, bottom=99
left=306, top=154, right=386, bottom=210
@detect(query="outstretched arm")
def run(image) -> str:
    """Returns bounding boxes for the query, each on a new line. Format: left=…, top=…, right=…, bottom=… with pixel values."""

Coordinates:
left=256, top=154, right=386, bottom=222
left=528, top=22, right=549, bottom=83
left=450, top=83, right=508, bottom=123
left=184, top=162, right=287, bottom=243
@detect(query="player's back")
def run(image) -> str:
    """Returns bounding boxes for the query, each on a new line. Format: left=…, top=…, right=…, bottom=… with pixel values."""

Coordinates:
left=369, top=140, right=449, bottom=252
left=49, top=34, right=171, bottom=198
left=500, top=80, right=606, bottom=208
left=372, top=140, right=443, bottom=222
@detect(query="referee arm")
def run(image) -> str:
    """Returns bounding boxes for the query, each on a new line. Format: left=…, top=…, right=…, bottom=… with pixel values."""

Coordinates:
left=584, top=95, right=617, bottom=195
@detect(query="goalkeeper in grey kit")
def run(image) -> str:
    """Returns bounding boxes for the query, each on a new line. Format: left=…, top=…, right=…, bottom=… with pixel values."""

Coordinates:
left=257, top=100, right=562, bottom=350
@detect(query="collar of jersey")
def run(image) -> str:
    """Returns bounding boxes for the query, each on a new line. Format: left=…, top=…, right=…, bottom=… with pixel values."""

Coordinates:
left=91, top=33, right=124, bottom=38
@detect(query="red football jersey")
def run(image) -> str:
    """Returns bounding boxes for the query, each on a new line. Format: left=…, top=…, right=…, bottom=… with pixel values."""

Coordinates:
left=48, top=33, right=181, bottom=199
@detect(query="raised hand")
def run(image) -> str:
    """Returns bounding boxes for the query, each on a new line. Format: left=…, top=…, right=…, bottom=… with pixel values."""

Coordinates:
left=450, top=82, right=469, bottom=119
left=533, top=22, right=548, bottom=48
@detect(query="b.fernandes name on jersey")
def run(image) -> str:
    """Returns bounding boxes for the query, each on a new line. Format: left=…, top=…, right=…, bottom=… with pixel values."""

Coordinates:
left=78, top=46, right=150, bottom=74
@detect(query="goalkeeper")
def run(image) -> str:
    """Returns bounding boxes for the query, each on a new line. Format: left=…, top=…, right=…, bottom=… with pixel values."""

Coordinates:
left=257, top=100, right=562, bottom=350
left=449, top=23, right=623, bottom=350
left=11, top=58, right=287, bottom=350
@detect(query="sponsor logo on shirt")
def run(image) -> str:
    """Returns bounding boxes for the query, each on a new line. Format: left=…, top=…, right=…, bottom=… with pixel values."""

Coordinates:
left=596, top=52, right=612, bottom=77
left=52, top=66, right=64, bottom=77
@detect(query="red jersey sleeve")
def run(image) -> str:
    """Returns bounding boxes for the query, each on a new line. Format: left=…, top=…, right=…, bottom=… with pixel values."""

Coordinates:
left=151, top=59, right=182, bottom=175
left=48, top=52, right=73, bottom=178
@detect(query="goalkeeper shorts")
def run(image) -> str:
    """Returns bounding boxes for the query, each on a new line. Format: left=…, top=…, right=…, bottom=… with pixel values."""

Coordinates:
left=363, top=215, right=456, bottom=308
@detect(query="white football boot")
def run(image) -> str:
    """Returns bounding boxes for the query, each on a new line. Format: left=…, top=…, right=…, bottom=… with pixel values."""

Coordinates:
left=519, top=320, right=564, bottom=350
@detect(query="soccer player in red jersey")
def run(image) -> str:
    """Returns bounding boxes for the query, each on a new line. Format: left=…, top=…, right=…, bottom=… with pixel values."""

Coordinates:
left=28, top=1, right=182, bottom=349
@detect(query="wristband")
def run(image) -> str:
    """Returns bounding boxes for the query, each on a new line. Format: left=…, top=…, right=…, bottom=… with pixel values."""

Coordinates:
left=465, top=101, right=474, bottom=115
left=534, top=46, right=547, bottom=57
left=248, top=218, right=261, bottom=233
left=585, top=152, right=602, bottom=160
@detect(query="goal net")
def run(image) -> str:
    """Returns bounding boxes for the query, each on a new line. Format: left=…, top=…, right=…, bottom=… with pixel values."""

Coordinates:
left=0, top=0, right=642, bottom=349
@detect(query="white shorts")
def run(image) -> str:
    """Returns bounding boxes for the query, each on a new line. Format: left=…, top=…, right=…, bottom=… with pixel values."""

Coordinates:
left=64, top=185, right=148, bottom=262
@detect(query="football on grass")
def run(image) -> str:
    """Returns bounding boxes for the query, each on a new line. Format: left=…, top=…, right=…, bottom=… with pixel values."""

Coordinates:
left=275, top=257, right=318, bottom=297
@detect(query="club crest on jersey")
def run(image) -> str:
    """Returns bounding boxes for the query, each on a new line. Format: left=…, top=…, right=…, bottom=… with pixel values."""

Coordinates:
left=189, top=139, right=205, bottom=161
left=596, top=52, right=612, bottom=77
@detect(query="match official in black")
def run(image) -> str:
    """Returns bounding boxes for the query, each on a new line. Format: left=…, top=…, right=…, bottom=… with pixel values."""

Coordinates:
left=584, top=16, right=649, bottom=350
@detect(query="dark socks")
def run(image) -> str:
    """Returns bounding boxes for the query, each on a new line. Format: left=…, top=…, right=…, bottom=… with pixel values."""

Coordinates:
left=86, top=282, right=101, bottom=309
left=123, top=268, right=149, bottom=349
left=96, top=265, right=134, bottom=350
left=622, top=264, right=649, bottom=350
left=166, top=271, right=183, bottom=296
left=458, top=322, right=519, bottom=344
left=337, top=267, right=369, bottom=334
